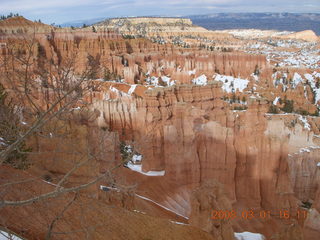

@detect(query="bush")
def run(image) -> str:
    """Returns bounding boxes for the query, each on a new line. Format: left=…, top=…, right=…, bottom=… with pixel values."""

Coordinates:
left=312, top=109, right=319, bottom=116
left=120, top=141, right=131, bottom=161
left=254, top=64, right=260, bottom=76
left=268, top=105, right=279, bottom=114
left=281, top=99, right=294, bottom=113
left=301, top=201, right=312, bottom=209
left=122, top=35, right=135, bottom=39
left=232, top=106, right=248, bottom=111
left=295, top=108, right=309, bottom=116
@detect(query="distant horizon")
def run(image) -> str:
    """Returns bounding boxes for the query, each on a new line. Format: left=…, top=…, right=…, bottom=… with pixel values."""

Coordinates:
left=3, top=12, right=319, bottom=25
left=0, top=0, right=319, bottom=25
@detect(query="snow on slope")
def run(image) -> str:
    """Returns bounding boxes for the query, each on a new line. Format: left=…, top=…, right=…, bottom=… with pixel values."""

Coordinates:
left=0, top=230, right=22, bottom=240
left=273, top=96, right=280, bottom=105
left=235, top=232, right=265, bottom=240
left=109, top=86, right=131, bottom=97
left=304, top=72, right=320, bottom=104
left=127, top=162, right=165, bottom=176
left=146, top=76, right=175, bottom=87
left=128, top=84, right=137, bottom=94
left=192, top=74, right=207, bottom=86
left=214, top=74, right=249, bottom=93
left=298, top=116, right=311, bottom=131
left=292, top=73, right=303, bottom=88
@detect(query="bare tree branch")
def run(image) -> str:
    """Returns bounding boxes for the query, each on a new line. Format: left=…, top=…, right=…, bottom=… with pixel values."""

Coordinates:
left=45, top=192, right=78, bottom=240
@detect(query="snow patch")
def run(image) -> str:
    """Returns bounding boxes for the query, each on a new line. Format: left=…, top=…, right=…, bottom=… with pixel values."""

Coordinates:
left=192, top=74, right=207, bottom=86
left=128, top=84, right=137, bottom=95
left=133, top=209, right=146, bottom=214
left=251, top=73, right=259, bottom=81
left=161, top=76, right=175, bottom=86
left=235, top=232, right=265, bottom=240
left=0, top=230, right=23, bottom=240
left=132, top=154, right=142, bottom=163
left=146, top=76, right=175, bottom=87
left=100, top=185, right=119, bottom=192
left=188, top=69, right=196, bottom=75
left=0, top=137, right=6, bottom=146
left=317, top=162, right=320, bottom=167
left=126, top=162, right=165, bottom=176
left=214, top=74, right=249, bottom=93
left=305, top=72, right=320, bottom=104
left=109, top=86, right=131, bottom=98
left=146, top=76, right=159, bottom=86
left=292, top=73, right=303, bottom=88
left=300, top=148, right=311, bottom=153
left=273, top=97, right=280, bottom=105
left=298, top=116, right=311, bottom=131
left=170, top=220, right=187, bottom=225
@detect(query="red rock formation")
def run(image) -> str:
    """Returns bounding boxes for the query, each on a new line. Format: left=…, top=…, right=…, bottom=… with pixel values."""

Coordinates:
left=1, top=17, right=319, bottom=239
left=190, top=180, right=235, bottom=240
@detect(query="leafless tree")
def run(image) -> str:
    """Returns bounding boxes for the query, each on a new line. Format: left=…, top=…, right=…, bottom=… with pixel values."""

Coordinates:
left=0, top=33, right=130, bottom=239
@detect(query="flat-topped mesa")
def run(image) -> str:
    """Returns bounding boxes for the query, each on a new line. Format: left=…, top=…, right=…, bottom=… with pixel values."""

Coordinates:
left=107, top=17, right=193, bottom=26
left=95, top=17, right=208, bottom=37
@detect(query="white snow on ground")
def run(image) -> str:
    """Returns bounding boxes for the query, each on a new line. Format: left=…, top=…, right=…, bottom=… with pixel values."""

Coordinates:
left=135, top=194, right=188, bottom=219
left=126, top=162, right=165, bottom=176
left=214, top=74, right=249, bottom=93
left=272, top=71, right=320, bottom=106
left=100, top=185, right=120, bottom=192
left=292, top=73, right=303, bottom=88
left=317, top=162, right=320, bottom=167
left=0, top=230, right=22, bottom=240
left=251, top=73, right=259, bottom=81
left=245, top=38, right=320, bottom=69
left=132, top=154, right=142, bottom=163
left=224, top=29, right=292, bottom=39
left=188, top=69, right=196, bottom=75
left=161, top=76, right=175, bottom=86
left=298, top=116, right=311, bottom=131
left=145, top=76, right=175, bottom=87
left=290, top=146, right=320, bottom=156
left=304, top=72, right=320, bottom=104
left=300, top=148, right=311, bottom=153
left=122, top=144, right=132, bottom=154
left=235, top=232, right=266, bottom=240
left=109, top=86, right=131, bottom=98
left=128, top=84, right=137, bottom=95
left=192, top=74, right=207, bottom=86
left=0, top=137, right=6, bottom=146
left=170, top=220, right=188, bottom=225
left=133, top=209, right=146, bottom=214
left=146, top=76, right=159, bottom=86
left=273, top=97, right=280, bottom=105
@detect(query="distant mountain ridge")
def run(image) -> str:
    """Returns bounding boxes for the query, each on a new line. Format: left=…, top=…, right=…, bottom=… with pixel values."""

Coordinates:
left=60, top=13, right=320, bottom=35
left=188, top=13, right=320, bottom=35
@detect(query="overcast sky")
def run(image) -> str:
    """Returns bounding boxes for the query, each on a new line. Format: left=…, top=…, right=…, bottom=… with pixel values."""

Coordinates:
left=0, top=0, right=319, bottom=24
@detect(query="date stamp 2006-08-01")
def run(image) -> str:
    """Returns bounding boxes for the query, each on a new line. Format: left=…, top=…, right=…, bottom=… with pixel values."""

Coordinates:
left=211, top=209, right=308, bottom=220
